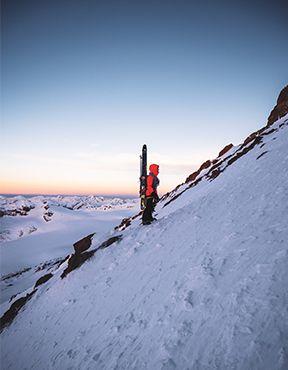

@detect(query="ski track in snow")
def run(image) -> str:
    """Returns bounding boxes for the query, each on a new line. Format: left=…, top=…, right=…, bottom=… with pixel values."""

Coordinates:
left=1, top=116, right=288, bottom=369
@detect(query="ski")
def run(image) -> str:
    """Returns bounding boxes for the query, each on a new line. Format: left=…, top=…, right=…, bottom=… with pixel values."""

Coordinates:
left=139, top=144, right=147, bottom=209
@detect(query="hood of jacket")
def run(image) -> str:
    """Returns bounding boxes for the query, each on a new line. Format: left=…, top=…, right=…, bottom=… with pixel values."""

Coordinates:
left=149, top=164, right=159, bottom=176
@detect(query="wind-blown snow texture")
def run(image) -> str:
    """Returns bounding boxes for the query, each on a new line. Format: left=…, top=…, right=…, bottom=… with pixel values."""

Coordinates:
left=1, top=115, right=288, bottom=370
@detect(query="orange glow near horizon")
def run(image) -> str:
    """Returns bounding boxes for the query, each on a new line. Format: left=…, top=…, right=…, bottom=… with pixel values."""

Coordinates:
left=0, top=152, right=196, bottom=198
left=0, top=179, right=173, bottom=197
left=0, top=180, right=141, bottom=196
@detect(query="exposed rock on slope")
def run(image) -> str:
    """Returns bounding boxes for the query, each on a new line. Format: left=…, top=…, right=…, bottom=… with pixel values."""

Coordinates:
left=73, top=233, right=95, bottom=254
left=160, top=86, right=288, bottom=209
left=0, top=290, right=37, bottom=332
left=267, top=85, right=288, bottom=125
left=61, top=235, right=122, bottom=278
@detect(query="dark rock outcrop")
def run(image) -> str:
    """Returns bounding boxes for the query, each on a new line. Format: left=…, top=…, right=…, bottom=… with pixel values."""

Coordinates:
left=98, top=235, right=123, bottom=250
left=0, top=206, right=35, bottom=217
left=43, top=211, right=53, bottom=222
left=34, top=273, right=53, bottom=288
left=116, top=217, right=132, bottom=230
left=61, top=250, right=96, bottom=278
left=0, top=290, right=37, bottom=332
left=61, top=235, right=122, bottom=278
left=35, top=256, right=69, bottom=272
left=73, top=233, right=95, bottom=254
left=267, top=85, right=288, bottom=126
left=218, top=143, right=233, bottom=158
left=185, top=160, right=211, bottom=183
left=115, top=212, right=142, bottom=231
left=1, top=267, right=32, bottom=281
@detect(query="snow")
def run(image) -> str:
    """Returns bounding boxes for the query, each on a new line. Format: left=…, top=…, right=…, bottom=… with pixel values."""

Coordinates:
left=0, top=195, right=138, bottom=243
left=0, top=205, right=137, bottom=275
left=0, top=197, right=139, bottom=304
left=1, top=115, right=288, bottom=369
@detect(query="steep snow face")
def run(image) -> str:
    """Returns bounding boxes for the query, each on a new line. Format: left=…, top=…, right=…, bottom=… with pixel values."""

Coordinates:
left=2, top=115, right=288, bottom=369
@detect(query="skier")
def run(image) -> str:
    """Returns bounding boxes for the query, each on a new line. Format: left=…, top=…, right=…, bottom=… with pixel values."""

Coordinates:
left=142, top=164, right=160, bottom=225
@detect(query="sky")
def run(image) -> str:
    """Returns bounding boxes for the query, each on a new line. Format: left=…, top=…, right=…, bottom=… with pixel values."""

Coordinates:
left=1, top=0, right=287, bottom=196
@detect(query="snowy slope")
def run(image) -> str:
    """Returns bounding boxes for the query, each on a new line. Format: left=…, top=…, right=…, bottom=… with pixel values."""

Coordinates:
left=0, top=197, right=138, bottom=305
left=1, top=115, right=288, bottom=370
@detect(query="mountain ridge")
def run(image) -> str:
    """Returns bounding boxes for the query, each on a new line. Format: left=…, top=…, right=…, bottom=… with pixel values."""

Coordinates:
left=1, top=87, right=288, bottom=369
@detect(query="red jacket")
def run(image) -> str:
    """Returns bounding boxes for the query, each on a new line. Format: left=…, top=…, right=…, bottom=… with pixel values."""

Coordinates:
left=146, top=164, right=159, bottom=197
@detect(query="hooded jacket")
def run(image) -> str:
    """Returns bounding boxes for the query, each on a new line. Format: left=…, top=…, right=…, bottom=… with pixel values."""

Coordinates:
left=146, top=164, right=160, bottom=197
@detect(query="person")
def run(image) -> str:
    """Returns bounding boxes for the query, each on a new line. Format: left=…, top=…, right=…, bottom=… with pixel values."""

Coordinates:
left=142, top=163, right=160, bottom=225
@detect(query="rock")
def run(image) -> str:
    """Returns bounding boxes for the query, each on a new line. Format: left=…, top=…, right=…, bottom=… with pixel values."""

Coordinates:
left=0, top=205, right=35, bottom=217
left=210, top=168, right=221, bottom=179
left=73, top=233, right=95, bottom=254
left=115, top=217, right=131, bottom=231
left=62, top=235, right=122, bottom=278
left=267, top=85, right=288, bottom=126
left=43, top=211, right=53, bottom=222
left=185, top=160, right=211, bottom=183
left=34, top=273, right=53, bottom=288
left=61, top=250, right=96, bottom=278
left=185, top=170, right=199, bottom=183
left=98, top=235, right=122, bottom=249
left=243, top=131, right=258, bottom=146
left=199, top=160, right=211, bottom=171
left=218, top=143, right=233, bottom=157
left=115, top=212, right=141, bottom=231
left=227, top=136, right=263, bottom=166
left=2, top=267, right=32, bottom=281
left=35, top=256, right=68, bottom=272
left=0, top=290, right=37, bottom=332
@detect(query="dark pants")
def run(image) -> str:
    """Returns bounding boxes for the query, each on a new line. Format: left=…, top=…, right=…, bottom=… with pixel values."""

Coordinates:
left=142, top=197, right=155, bottom=223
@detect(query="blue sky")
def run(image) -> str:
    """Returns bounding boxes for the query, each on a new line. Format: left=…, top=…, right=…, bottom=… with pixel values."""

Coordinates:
left=1, top=0, right=287, bottom=195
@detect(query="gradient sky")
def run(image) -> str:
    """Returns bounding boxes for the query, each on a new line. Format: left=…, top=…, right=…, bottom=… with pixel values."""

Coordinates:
left=1, top=0, right=287, bottom=196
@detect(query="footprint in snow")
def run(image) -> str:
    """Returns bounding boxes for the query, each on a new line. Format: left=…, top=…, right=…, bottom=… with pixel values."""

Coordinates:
left=106, top=277, right=112, bottom=286
left=184, top=290, right=194, bottom=310
left=161, top=358, right=177, bottom=369
left=92, top=352, right=101, bottom=362
left=67, top=349, right=78, bottom=359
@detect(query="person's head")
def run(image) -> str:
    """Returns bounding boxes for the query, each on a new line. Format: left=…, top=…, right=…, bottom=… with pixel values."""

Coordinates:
left=149, top=164, right=159, bottom=176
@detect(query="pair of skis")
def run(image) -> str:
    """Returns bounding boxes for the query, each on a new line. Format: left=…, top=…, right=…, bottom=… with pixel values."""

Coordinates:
left=139, top=144, right=147, bottom=210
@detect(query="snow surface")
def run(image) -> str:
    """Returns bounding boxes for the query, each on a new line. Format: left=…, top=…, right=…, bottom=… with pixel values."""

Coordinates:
left=0, top=195, right=138, bottom=243
left=1, top=115, right=288, bottom=369
left=0, top=197, right=138, bottom=304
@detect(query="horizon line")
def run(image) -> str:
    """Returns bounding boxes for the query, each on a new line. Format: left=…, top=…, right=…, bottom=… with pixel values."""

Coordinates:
left=0, top=192, right=139, bottom=198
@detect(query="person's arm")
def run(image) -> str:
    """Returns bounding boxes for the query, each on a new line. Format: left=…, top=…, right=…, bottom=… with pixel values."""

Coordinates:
left=146, top=175, right=154, bottom=196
